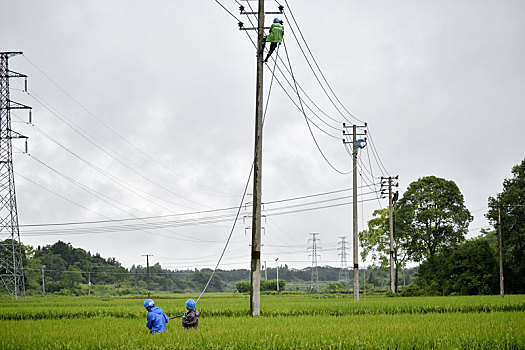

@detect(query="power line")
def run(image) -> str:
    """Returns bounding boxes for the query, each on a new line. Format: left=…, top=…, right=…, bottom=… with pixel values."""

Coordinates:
left=15, top=172, right=111, bottom=220
left=214, top=0, right=243, bottom=22
left=365, top=126, right=390, bottom=176
left=21, top=196, right=381, bottom=236
left=282, top=8, right=349, bottom=122
left=26, top=90, right=207, bottom=210
left=282, top=39, right=350, bottom=175
left=283, top=0, right=364, bottom=124
left=22, top=55, right=229, bottom=199
left=17, top=149, right=231, bottom=244
left=236, top=10, right=346, bottom=138
left=28, top=123, right=186, bottom=213
left=275, top=4, right=391, bottom=178
left=20, top=183, right=379, bottom=228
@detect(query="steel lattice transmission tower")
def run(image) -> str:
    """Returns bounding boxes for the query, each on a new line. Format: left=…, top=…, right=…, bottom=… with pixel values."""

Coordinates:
left=308, top=233, right=321, bottom=292
left=338, top=236, right=350, bottom=283
left=0, top=52, right=31, bottom=299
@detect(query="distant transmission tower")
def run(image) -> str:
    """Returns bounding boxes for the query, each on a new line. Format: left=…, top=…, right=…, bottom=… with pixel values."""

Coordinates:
left=0, top=52, right=31, bottom=299
left=308, top=233, right=321, bottom=292
left=338, top=236, right=350, bottom=283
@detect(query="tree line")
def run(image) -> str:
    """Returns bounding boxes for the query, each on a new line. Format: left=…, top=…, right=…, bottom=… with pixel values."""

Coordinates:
left=360, top=158, right=525, bottom=295
left=3, top=159, right=523, bottom=297
left=3, top=240, right=406, bottom=296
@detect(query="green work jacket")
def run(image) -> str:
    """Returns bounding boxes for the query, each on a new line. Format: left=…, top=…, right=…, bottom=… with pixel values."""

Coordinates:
left=266, top=23, right=284, bottom=43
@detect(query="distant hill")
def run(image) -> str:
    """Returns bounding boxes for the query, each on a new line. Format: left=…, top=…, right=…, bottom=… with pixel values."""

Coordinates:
left=5, top=240, right=416, bottom=296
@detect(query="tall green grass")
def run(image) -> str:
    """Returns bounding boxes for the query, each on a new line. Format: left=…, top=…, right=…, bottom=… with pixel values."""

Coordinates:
left=1, top=294, right=523, bottom=320
left=1, top=294, right=524, bottom=349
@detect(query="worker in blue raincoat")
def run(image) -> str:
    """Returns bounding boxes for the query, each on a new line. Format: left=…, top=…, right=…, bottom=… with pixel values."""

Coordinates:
left=144, top=298, right=169, bottom=334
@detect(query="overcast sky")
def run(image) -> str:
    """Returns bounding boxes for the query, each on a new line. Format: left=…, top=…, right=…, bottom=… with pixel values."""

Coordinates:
left=1, top=0, right=524, bottom=272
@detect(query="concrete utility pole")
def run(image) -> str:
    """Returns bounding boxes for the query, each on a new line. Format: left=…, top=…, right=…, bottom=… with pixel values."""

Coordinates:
left=264, top=261, right=267, bottom=280
left=237, top=0, right=284, bottom=317
left=142, top=254, right=153, bottom=298
left=352, top=125, right=359, bottom=301
left=41, top=265, right=45, bottom=295
left=343, top=123, right=367, bottom=301
left=363, top=264, right=366, bottom=297
left=249, top=0, right=265, bottom=317
left=497, top=206, right=504, bottom=299
left=381, top=176, right=399, bottom=293
left=489, top=203, right=510, bottom=299
left=388, top=177, right=394, bottom=293
left=275, top=258, right=279, bottom=293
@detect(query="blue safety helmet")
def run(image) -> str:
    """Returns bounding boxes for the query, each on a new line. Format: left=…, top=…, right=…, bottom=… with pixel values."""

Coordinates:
left=144, top=298, right=155, bottom=309
left=185, top=298, right=196, bottom=310
left=273, top=18, right=280, bottom=23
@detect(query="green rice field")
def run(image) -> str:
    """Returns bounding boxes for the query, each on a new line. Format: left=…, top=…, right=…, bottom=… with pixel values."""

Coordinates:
left=1, top=293, right=524, bottom=349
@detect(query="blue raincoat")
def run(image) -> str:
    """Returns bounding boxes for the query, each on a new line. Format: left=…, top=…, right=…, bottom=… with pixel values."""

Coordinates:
left=146, top=306, right=169, bottom=334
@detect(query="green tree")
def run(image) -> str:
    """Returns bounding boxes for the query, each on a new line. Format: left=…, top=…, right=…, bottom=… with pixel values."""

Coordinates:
left=415, top=237, right=498, bottom=295
left=61, top=266, right=85, bottom=293
left=487, top=158, right=525, bottom=293
left=235, top=281, right=250, bottom=293
left=359, top=208, right=410, bottom=292
left=396, top=176, right=472, bottom=262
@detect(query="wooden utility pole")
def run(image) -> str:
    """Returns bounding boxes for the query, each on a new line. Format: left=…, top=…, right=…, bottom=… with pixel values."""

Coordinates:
left=250, top=0, right=265, bottom=317
left=142, top=254, right=152, bottom=298
left=363, top=265, right=366, bottom=298
left=41, top=265, right=45, bottom=295
left=352, top=124, right=359, bottom=302
left=497, top=206, right=504, bottom=298
left=275, top=258, right=279, bottom=293
left=88, top=265, right=92, bottom=296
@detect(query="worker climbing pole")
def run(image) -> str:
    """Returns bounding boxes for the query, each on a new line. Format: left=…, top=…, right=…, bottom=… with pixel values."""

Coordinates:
left=264, top=18, right=284, bottom=63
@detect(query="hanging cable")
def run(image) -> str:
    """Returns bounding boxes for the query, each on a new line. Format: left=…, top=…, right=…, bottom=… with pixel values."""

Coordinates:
left=195, top=31, right=283, bottom=303
left=282, top=39, right=350, bottom=175
left=283, top=0, right=364, bottom=124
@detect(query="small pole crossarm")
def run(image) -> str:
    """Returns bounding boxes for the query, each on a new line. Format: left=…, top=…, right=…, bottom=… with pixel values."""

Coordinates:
left=240, top=27, right=271, bottom=31
left=241, top=11, right=283, bottom=15
left=343, top=122, right=367, bottom=128
left=239, top=5, right=284, bottom=16
left=343, top=131, right=367, bottom=136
